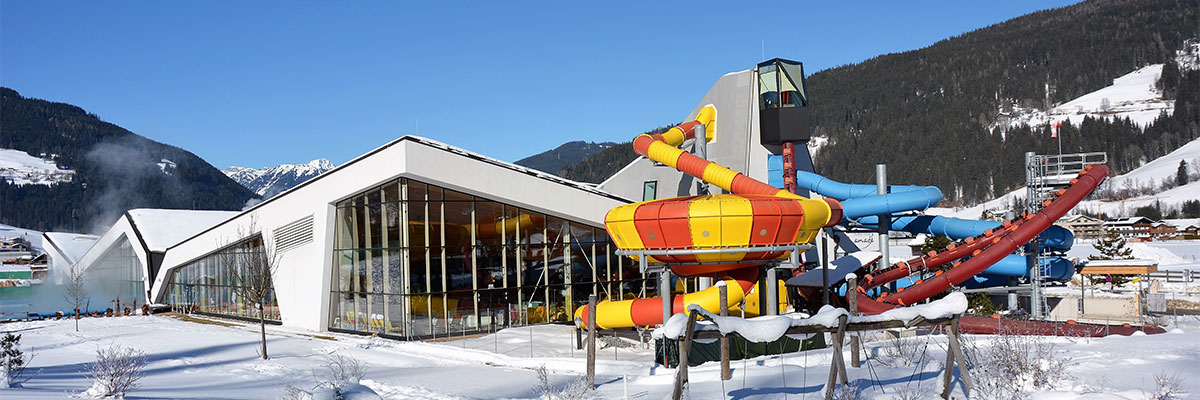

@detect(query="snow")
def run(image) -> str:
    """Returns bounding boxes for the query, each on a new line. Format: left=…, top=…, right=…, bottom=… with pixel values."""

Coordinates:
left=125, top=209, right=240, bottom=251
left=655, top=293, right=967, bottom=342
left=993, top=64, right=1174, bottom=132
left=1068, top=239, right=1200, bottom=271
left=0, top=148, right=74, bottom=186
left=156, top=158, right=176, bottom=176
left=223, top=158, right=335, bottom=197
left=1100, top=137, right=1200, bottom=193
left=1080, top=259, right=1159, bottom=267
left=1, top=308, right=1196, bottom=399
left=0, top=223, right=44, bottom=253
left=41, top=232, right=98, bottom=264
left=933, top=137, right=1200, bottom=220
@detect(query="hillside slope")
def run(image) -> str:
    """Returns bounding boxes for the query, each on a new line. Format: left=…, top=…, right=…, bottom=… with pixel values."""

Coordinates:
left=0, top=88, right=258, bottom=232
left=514, top=141, right=617, bottom=175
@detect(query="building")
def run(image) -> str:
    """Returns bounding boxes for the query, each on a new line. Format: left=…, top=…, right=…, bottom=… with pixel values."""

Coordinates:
left=1104, top=217, right=1156, bottom=240
left=1055, top=215, right=1105, bottom=240
left=69, top=209, right=239, bottom=309
left=55, top=60, right=818, bottom=338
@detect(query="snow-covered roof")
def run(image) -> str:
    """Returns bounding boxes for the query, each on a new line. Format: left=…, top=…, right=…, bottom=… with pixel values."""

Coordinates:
left=1106, top=217, right=1156, bottom=226
left=403, top=136, right=628, bottom=202
left=125, top=209, right=240, bottom=252
left=236, top=135, right=629, bottom=217
left=1082, top=259, right=1158, bottom=267
left=42, top=232, right=98, bottom=264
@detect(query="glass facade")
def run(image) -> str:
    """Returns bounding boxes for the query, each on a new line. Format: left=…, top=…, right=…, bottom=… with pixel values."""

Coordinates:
left=88, top=238, right=147, bottom=307
left=164, top=237, right=281, bottom=321
left=330, top=177, right=652, bottom=339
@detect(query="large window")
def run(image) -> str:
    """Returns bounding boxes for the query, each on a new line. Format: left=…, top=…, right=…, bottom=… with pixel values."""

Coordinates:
left=329, top=177, right=645, bottom=339
left=89, top=238, right=146, bottom=307
left=164, top=236, right=280, bottom=321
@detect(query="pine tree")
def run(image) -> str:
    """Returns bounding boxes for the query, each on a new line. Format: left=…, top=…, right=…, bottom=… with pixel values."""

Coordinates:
left=1177, top=160, right=1190, bottom=186
left=1089, top=228, right=1134, bottom=289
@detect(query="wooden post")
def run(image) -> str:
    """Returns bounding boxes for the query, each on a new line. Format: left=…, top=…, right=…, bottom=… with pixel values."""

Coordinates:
left=825, top=314, right=849, bottom=400
left=936, top=314, right=955, bottom=396
left=848, top=275, right=860, bottom=368
left=673, top=309, right=699, bottom=400
left=586, top=294, right=596, bottom=389
left=719, top=283, right=731, bottom=381
left=948, top=315, right=973, bottom=394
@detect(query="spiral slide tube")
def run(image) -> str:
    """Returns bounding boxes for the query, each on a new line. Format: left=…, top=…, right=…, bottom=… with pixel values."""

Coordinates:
left=847, top=165, right=1163, bottom=336
left=794, top=170, right=1075, bottom=282
left=579, top=107, right=843, bottom=329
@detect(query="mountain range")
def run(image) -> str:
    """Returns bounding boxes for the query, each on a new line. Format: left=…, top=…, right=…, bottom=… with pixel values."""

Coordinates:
left=223, top=159, right=335, bottom=198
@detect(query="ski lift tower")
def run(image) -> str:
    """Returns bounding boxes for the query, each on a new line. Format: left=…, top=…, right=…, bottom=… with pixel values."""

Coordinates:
left=1024, top=151, right=1107, bottom=318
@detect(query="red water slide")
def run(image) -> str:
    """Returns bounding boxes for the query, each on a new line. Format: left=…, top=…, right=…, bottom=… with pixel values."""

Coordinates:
left=848, top=164, right=1164, bottom=336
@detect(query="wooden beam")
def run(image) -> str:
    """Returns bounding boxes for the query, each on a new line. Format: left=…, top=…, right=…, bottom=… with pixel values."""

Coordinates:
left=1080, top=266, right=1158, bottom=275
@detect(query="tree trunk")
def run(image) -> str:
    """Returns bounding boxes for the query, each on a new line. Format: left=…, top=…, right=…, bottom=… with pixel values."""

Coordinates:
left=259, top=305, right=268, bottom=360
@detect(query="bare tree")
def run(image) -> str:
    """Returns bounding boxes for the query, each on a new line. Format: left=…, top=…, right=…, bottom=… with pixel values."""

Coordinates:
left=219, top=216, right=281, bottom=360
left=62, top=264, right=89, bottom=332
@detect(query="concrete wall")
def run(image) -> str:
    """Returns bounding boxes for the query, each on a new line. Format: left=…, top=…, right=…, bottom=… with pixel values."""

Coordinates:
left=599, top=69, right=776, bottom=200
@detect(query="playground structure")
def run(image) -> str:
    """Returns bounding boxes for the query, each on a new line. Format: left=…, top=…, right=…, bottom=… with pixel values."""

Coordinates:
left=580, top=58, right=1165, bottom=338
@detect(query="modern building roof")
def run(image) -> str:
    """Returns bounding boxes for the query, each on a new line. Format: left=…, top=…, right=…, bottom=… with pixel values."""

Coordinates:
left=41, top=232, right=99, bottom=265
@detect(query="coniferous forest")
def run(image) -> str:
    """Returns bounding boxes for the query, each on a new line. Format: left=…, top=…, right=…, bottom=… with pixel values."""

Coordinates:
left=1, top=88, right=258, bottom=232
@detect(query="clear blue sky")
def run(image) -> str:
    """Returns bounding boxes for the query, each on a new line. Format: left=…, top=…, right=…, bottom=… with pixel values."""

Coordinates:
left=2, top=1, right=1081, bottom=169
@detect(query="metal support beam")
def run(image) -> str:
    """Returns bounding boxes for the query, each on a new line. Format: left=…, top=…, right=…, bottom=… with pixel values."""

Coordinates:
left=876, top=164, right=889, bottom=274
left=766, top=266, right=778, bottom=315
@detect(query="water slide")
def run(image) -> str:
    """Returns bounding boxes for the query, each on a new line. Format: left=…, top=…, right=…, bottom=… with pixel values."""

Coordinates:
left=793, top=170, right=1076, bottom=282
left=841, top=165, right=1163, bottom=335
left=576, top=107, right=844, bottom=329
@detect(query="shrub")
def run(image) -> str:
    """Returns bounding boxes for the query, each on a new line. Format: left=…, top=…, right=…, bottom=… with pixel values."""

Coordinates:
left=1, top=332, right=36, bottom=388
left=963, top=329, right=1072, bottom=400
left=84, top=346, right=147, bottom=398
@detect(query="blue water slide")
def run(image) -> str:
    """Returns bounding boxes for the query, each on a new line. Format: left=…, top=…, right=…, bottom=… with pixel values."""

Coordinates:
left=855, top=215, right=1075, bottom=252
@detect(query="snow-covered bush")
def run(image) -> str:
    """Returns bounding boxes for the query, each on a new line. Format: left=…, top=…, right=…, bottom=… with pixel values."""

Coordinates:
left=84, top=346, right=147, bottom=398
left=2, top=332, right=36, bottom=388
left=534, top=364, right=593, bottom=400
left=830, top=380, right=861, bottom=400
left=876, top=334, right=927, bottom=368
left=281, top=352, right=379, bottom=400
left=1148, top=371, right=1185, bottom=400
left=963, top=330, right=1072, bottom=400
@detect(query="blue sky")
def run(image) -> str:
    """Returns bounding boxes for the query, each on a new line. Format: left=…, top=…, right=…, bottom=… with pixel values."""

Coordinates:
left=2, top=1, right=1081, bottom=169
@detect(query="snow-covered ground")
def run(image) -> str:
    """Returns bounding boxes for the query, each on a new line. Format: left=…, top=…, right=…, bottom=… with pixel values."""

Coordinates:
left=0, top=148, right=74, bottom=186
left=0, top=223, right=44, bottom=253
left=932, top=136, right=1200, bottom=220
left=2, top=311, right=1196, bottom=399
left=993, top=64, right=1174, bottom=133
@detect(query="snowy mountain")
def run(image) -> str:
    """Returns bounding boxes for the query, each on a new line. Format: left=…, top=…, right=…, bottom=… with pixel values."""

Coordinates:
left=992, top=41, right=1198, bottom=134
left=0, top=148, right=75, bottom=186
left=931, top=137, right=1200, bottom=220
left=223, top=159, right=335, bottom=198
left=991, top=64, right=1175, bottom=133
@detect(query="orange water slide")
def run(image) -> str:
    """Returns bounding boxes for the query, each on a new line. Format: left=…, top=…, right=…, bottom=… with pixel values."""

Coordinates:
left=576, top=107, right=841, bottom=328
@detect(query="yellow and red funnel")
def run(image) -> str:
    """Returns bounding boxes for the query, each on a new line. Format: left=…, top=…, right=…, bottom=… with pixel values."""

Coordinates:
left=577, top=106, right=842, bottom=329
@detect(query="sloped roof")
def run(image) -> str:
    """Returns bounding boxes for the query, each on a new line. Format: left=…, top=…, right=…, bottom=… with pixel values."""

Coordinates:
left=42, top=232, right=99, bottom=264
left=125, top=209, right=240, bottom=252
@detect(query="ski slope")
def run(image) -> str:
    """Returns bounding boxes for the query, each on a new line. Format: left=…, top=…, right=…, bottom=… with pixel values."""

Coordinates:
left=0, top=148, right=74, bottom=186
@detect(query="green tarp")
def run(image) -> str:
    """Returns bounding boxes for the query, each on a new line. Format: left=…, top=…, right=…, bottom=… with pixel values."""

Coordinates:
left=655, top=333, right=827, bottom=368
